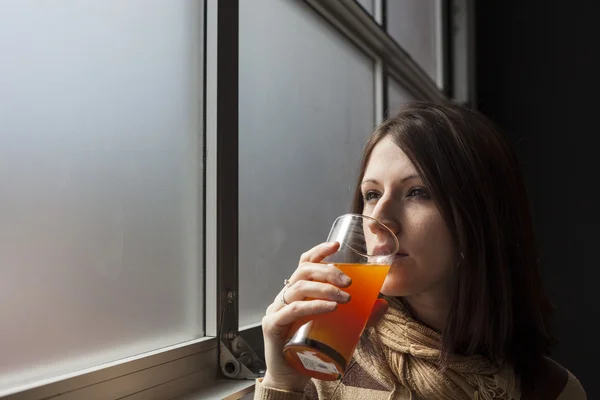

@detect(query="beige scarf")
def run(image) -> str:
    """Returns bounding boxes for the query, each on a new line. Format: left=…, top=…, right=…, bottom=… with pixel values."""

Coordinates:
left=353, top=297, right=521, bottom=400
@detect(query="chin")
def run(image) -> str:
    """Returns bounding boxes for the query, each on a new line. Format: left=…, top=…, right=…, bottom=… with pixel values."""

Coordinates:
left=380, top=268, right=417, bottom=297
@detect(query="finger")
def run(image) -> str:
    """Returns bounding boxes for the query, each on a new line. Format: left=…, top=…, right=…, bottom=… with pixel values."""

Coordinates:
left=266, top=271, right=350, bottom=315
left=366, top=298, right=388, bottom=328
left=291, top=262, right=352, bottom=288
left=269, top=262, right=351, bottom=315
left=285, top=280, right=351, bottom=304
left=265, top=300, right=338, bottom=330
left=299, top=241, right=340, bottom=264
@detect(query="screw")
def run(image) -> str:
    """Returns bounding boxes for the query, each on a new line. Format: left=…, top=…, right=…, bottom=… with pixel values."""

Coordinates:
left=225, top=330, right=236, bottom=340
left=227, top=290, right=236, bottom=303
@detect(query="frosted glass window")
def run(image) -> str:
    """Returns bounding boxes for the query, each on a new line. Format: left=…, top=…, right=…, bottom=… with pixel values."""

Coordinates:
left=357, top=0, right=374, bottom=16
left=0, top=1, right=203, bottom=393
left=387, top=0, right=438, bottom=84
left=239, top=0, right=375, bottom=328
left=388, top=78, right=417, bottom=116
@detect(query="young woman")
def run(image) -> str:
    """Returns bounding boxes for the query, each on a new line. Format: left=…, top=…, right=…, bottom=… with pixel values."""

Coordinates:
left=255, top=102, right=586, bottom=399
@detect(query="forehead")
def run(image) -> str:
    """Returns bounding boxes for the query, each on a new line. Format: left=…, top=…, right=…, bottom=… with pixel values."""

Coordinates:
left=363, top=136, right=417, bottom=179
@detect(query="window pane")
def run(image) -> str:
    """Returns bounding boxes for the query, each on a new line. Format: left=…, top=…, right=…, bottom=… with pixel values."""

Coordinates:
left=387, top=0, right=439, bottom=83
left=0, top=0, right=203, bottom=393
left=239, top=0, right=375, bottom=328
left=357, top=0, right=374, bottom=16
left=388, top=78, right=417, bottom=116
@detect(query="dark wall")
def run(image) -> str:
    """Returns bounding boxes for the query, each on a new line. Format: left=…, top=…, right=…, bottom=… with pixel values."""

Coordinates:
left=476, top=0, right=598, bottom=396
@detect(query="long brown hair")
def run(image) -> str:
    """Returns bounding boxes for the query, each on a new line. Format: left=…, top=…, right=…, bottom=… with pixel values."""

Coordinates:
left=354, top=102, right=554, bottom=387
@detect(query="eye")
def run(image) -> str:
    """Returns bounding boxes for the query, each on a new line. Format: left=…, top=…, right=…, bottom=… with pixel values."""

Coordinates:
left=363, top=190, right=381, bottom=202
left=407, top=187, right=430, bottom=199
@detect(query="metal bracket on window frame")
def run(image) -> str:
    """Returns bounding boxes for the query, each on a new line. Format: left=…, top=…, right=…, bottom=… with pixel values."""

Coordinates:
left=219, top=335, right=266, bottom=380
left=218, top=290, right=266, bottom=379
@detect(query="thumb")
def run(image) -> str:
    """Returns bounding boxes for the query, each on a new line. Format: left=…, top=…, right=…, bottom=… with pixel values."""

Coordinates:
left=366, top=298, right=388, bottom=328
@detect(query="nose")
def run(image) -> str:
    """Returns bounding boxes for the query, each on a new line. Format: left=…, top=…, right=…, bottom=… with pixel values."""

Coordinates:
left=368, top=199, right=400, bottom=236
left=364, top=212, right=399, bottom=257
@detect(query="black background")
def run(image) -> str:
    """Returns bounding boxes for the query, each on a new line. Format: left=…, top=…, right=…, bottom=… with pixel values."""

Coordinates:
left=476, top=0, right=598, bottom=396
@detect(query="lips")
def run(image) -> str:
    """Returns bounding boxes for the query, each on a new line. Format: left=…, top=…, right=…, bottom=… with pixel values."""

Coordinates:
left=372, top=245, right=392, bottom=255
left=372, top=245, right=408, bottom=257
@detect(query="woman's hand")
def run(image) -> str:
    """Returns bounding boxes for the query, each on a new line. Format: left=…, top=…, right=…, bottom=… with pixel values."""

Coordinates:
left=260, top=241, right=352, bottom=391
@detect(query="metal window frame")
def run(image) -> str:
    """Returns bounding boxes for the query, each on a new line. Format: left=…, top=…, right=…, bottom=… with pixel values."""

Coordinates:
left=240, top=0, right=478, bottom=359
left=4, top=0, right=473, bottom=397
left=449, top=0, right=477, bottom=107
left=3, top=0, right=240, bottom=399
left=303, top=0, right=446, bottom=103
left=373, top=0, right=385, bottom=124
left=236, top=0, right=475, bottom=390
left=211, top=0, right=239, bottom=344
left=436, top=0, right=450, bottom=95
left=3, top=339, right=218, bottom=400
left=379, top=0, right=453, bottom=103
left=240, top=0, right=463, bottom=353
left=442, top=0, right=454, bottom=98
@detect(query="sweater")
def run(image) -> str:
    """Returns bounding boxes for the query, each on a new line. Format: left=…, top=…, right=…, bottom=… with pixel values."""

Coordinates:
left=253, top=359, right=586, bottom=400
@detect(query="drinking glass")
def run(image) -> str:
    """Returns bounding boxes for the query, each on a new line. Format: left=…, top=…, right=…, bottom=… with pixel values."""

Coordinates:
left=283, top=213, right=398, bottom=380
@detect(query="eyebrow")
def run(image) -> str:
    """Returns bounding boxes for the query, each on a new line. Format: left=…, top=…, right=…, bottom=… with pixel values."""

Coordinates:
left=361, top=174, right=421, bottom=186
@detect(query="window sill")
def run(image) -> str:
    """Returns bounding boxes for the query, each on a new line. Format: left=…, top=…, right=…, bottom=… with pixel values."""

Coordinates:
left=175, top=379, right=255, bottom=400
left=5, top=337, right=219, bottom=400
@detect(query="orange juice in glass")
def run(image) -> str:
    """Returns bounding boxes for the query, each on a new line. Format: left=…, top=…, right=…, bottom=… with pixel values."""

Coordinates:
left=283, top=214, right=398, bottom=380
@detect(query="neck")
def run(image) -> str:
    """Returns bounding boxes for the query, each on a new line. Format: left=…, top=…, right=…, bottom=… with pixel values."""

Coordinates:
left=402, top=291, right=452, bottom=332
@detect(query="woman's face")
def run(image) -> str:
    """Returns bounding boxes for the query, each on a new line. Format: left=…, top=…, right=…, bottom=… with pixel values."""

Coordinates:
left=361, top=136, right=456, bottom=297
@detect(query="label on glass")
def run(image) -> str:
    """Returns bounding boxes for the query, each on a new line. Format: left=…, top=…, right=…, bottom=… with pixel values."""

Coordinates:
left=297, top=351, right=339, bottom=375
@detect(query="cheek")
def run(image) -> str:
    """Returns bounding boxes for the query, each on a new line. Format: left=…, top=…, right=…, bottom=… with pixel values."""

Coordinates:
left=380, top=212, right=455, bottom=296
left=408, top=212, right=453, bottom=263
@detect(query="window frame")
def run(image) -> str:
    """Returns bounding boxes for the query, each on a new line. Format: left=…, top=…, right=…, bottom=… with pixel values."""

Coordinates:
left=5, top=0, right=238, bottom=398
left=449, top=0, right=477, bottom=107
left=5, top=0, right=474, bottom=398
left=239, top=0, right=473, bottom=357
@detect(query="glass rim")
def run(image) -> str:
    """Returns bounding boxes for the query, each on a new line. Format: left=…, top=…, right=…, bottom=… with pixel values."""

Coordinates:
left=331, top=213, right=399, bottom=257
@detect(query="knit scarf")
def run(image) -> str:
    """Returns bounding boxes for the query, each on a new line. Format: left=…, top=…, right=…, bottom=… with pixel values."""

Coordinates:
left=353, top=297, right=521, bottom=400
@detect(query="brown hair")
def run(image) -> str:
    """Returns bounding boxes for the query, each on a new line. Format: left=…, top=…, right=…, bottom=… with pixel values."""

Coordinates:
left=353, top=102, right=554, bottom=388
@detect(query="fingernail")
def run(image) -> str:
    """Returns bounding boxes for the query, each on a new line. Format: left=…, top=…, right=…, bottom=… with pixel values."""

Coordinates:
left=326, top=301, right=338, bottom=310
left=338, top=290, right=351, bottom=303
left=339, top=273, right=352, bottom=286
